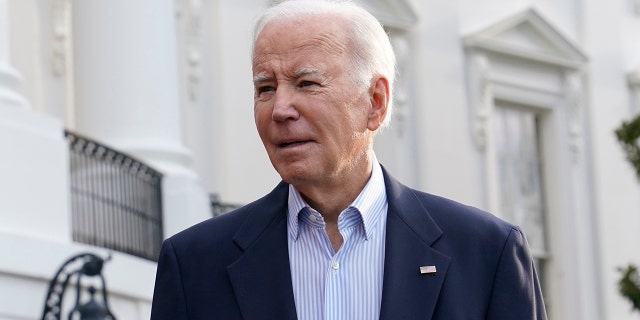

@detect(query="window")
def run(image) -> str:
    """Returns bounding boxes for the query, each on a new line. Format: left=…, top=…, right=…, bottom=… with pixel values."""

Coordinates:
left=463, top=9, right=593, bottom=319
left=493, top=103, right=549, bottom=288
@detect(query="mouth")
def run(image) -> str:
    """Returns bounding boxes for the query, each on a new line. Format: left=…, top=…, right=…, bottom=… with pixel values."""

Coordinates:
left=278, top=140, right=312, bottom=148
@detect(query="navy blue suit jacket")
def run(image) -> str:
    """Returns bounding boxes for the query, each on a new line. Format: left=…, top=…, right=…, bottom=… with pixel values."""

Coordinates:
left=151, top=168, right=547, bottom=319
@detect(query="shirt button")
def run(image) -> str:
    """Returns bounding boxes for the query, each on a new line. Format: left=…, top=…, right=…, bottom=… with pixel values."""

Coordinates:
left=309, top=214, right=317, bottom=222
left=332, top=261, right=340, bottom=270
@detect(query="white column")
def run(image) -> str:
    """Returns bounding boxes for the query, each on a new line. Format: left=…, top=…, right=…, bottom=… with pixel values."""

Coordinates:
left=72, top=0, right=211, bottom=237
left=0, top=0, right=70, bottom=242
left=0, top=0, right=29, bottom=109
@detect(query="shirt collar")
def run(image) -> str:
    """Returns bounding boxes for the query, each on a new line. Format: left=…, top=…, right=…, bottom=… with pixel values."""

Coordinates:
left=287, top=155, right=387, bottom=240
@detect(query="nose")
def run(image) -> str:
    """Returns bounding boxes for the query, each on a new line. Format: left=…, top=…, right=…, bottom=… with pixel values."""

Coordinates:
left=272, top=86, right=299, bottom=122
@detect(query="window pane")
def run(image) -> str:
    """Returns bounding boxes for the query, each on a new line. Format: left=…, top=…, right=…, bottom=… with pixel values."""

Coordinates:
left=493, top=106, right=547, bottom=256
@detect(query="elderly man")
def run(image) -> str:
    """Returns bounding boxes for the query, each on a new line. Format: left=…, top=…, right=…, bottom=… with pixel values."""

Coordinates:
left=151, top=1, right=547, bottom=319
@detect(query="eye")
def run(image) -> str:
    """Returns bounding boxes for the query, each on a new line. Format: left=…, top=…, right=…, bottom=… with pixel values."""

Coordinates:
left=256, top=85, right=275, bottom=96
left=299, top=80, right=318, bottom=88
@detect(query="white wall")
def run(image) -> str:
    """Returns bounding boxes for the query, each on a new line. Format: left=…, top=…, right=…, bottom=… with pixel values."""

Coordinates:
left=583, top=0, right=640, bottom=318
left=404, top=0, right=486, bottom=208
left=209, top=0, right=280, bottom=205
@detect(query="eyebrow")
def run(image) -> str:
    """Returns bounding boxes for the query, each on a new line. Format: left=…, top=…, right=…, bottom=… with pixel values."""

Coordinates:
left=294, top=67, right=323, bottom=78
left=294, top=68, right=329, bottom=85
left=253, top=73, right=272, bottom=86
left=252, top=68, right=327, bottom=86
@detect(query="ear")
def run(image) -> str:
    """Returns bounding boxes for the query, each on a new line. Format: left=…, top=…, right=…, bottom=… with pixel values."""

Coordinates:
left=367, top=76, right=390, bottom=131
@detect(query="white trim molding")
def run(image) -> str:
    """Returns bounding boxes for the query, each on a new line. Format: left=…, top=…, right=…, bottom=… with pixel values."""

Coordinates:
left=50, top=0, right=70, bottom=77
left=464, top=8, right=587, bottom=157
left=176, top=0, right=203, bottom=102
left=467, top=52, right=493, bottom=150
left=566, top=71, right=586, bottom=161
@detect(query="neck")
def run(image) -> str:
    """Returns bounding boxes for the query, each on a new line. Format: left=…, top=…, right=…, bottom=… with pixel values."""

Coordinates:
left=297, top=152, right=374, bottom=223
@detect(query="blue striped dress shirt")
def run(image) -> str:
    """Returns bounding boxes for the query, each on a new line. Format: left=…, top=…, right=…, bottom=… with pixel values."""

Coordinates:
left=287, top=158, right=388, bottom=320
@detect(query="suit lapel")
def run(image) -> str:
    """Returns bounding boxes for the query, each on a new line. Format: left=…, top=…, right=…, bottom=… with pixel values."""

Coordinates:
left=379, top=169, right=451, bottom=320
left=227, top=182, right=298, bottom=320
left=225, top=171, right=451, bottom=319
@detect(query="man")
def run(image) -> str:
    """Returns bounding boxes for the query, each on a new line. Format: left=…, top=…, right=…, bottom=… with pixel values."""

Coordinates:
left=151, top=0, right=547, bottom=319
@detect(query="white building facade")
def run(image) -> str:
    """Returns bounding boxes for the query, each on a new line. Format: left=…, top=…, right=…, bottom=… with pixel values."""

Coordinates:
left=1, top=0, right=639, bottom=319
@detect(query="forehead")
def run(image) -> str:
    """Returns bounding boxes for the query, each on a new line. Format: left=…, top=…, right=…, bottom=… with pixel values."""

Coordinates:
left=252, top=15, right=352, bottom=71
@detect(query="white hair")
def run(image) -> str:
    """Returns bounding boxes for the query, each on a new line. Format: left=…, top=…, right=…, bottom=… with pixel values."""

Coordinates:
left=252, top=0, right=396, bottom=128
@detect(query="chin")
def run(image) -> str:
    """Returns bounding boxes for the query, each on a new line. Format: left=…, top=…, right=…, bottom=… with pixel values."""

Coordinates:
left=277, top=172, right=305, bottom=185
left=275, top=167, right=313, bottom=186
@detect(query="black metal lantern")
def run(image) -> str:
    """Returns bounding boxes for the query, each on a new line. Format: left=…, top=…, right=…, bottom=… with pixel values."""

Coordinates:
left=41, top=253, right=116, bottom=320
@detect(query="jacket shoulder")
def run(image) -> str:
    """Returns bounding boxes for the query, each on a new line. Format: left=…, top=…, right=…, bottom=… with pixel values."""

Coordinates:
left=412, top=189, right=517, bottom=242
left=165, top=181, right=289, bottom=251
left=161, top=203, right=249, bottom=259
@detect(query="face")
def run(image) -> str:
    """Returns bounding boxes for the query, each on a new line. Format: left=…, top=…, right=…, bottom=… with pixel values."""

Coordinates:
left=252, top=15, right=383, bottom=189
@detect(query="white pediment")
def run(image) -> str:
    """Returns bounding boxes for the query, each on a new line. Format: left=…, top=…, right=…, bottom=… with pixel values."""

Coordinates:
left=354, top=0, right=417, bottom=29
left=464, top=9, right=587, bottom=69
left=271, top=0, right=417, bottom=30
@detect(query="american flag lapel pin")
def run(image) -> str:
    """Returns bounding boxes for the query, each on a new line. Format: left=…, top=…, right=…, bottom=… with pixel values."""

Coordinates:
left=419, top=265, right=437, bottom=275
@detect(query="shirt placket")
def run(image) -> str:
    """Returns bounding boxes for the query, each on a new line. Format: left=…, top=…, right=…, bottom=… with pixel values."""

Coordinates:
left=324, top=209, right=360, bottom=320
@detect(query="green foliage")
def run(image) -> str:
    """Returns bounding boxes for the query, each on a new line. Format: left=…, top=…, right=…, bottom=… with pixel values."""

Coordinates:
left=615, top=114, right=640, bottom=311
left=616, top=115, right=640, bottom=311
left=615, top=114, right=640, bottom=180
left=619, top=265, right=640, bottom=311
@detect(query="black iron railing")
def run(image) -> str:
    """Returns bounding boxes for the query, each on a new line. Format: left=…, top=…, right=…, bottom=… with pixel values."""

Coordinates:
left=210, top=194, right=241, bottom=217
left=66, top=131, right=163, bottom=261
